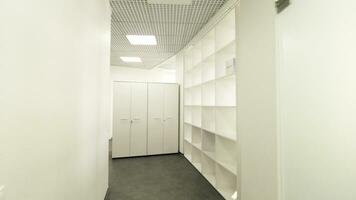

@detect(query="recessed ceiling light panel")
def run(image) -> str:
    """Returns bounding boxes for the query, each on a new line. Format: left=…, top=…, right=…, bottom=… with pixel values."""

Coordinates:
left=126, top=35, right=157, bottom=45
left=120, top=57, right=142, bottom=63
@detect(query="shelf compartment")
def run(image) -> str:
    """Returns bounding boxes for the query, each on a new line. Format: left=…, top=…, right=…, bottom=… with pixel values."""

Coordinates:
left=184, top=141, right=192, bottom=161
left=216, top=137, right=237, bottom=175
left=215, top=41, right=236, bottom=79
left=202, top=55, right=215, bottom=83
left=191, top=126, right=202, bottom=149
left=184, top=71, right=193, bottom=88
left=215, top=74, right=235, bottom=107
left=192, top=42, right=202, bottom=66
left=193, top=162, right=202, bottom=172
left=184, top=89, right=192, bottom=108
left=215, top=107, right=236, bottom=140
left=192, top=106, right=202, bottom=127
left=191, top=64, right=202, bottom=86
left=184, top=106, right=192, bottom=124
left=184, top=48, right=193, bottom=72
left=202, top=130, right=216, bottom=153
left=203, top=150, right=216, bottom=162
left=191, top=86, right=201, bottom=106
left=201, top=153, right=216, bottom=186
left=204, top=173, right=217, bottom=187
left=185, top=122, right=201, bottom=130
left=202, top=107, right=215, bottom=132
left=215, top=9, right=236, bottom=52
left=191, top=146, right=202, bottom=172
left=216, top=164, right=237, bottom=200
left=202, top=81, right=215, bottom=106
left=184, top=124, right=192, bottom=142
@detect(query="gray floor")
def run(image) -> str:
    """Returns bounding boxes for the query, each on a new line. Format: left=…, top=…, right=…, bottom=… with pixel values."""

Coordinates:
left=105, top=153, right=224, bottom=200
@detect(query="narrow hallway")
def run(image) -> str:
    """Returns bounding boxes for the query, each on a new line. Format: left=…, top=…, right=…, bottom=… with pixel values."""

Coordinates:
left=3, top=0, right=356, bottom=199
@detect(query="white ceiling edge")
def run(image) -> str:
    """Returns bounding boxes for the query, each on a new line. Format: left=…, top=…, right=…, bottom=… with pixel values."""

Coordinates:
left=155, top=55, right=177, bottom=70
left=151, top=0, right=239, bottom=69
left=147, top=0, right=193, bottom=5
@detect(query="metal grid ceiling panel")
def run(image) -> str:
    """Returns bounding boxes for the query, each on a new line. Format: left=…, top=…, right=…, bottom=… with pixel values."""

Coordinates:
left=110, top=0, right=226, bottom=68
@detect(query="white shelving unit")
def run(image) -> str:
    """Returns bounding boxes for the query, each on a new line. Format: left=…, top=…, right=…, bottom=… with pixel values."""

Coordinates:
left=184, top=140, right=192, bottom=161
left=192, top=126, right=202, bottom=149
left=183, top=8, right=237, bottom=200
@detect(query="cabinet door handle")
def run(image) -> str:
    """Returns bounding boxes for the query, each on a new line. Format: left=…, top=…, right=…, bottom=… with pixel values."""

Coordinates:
left=130, top=119, right=140, bottom=123
left=163, top=117, right=172, bottom=122
left=153, top=118, right=161, bottom=120
left=120, top=118, right=129, bottom=120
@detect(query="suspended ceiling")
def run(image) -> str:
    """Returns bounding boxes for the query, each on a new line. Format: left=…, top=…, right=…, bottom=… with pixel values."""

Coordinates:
left=110, top=0, right=227, bottom=69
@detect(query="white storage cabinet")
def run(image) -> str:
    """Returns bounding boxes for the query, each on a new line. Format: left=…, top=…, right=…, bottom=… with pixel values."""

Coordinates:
left=112, top=82, right=148, bottom=158
left=112, top=82, right=179, bottom=158
left=148, top=83, right=179, bottom=155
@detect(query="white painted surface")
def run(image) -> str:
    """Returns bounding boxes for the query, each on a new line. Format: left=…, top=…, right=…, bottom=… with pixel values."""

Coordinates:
left=147, top=83, right=179, bottom=155
left=147, top=84, right=164, bottom=155
left=130, top=83, right=148, bottom=157
left=112, top=82, right=148, bottom=158
left=112, top=82, right=131, bottom=157
left=236, top=0, right=278, bottom=199
left=276, top=1, right=356, bottom=199
left=0, top=185, right=5, bottom=200
left=0, top=0, right=111, bottom=199
left=163, top=84, right=179, bottom=154
left=147, top=84, right=165, bottom=155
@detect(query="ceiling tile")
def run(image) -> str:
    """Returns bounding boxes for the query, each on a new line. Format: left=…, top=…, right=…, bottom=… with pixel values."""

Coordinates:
left=110, top=0, right=226, bottom=68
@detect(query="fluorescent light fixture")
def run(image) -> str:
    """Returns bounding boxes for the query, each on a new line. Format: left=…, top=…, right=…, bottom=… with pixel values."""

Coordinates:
left=126, top=35, right=157, bottom=45
left=148, top=0, right=192, bottom=5
left=120, top=56, right=142, bottom=63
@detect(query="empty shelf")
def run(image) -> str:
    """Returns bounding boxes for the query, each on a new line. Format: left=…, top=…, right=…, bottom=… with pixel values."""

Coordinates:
left=204, top=174, right=216, bottom=186
left=192, top=162, right=202, bottom=172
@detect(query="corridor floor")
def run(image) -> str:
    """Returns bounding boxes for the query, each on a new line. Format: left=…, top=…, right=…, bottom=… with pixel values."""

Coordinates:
left=105, top=153, right=224, bottom=200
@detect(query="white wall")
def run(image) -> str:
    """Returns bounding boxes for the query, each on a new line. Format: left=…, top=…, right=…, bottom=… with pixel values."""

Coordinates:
left=0, top=0, right=111, bottom=199
left=236, top=1, right=279, bottom=200
left=276, top=1, right=356, bottom=199
left=111, top=66, right=176, bottom=83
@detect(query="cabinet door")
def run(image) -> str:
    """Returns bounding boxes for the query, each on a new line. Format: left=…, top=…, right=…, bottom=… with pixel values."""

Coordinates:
left=130, top=82, right=148, bottom=157
left=147, top=83, right=164, bottom=155
left=163, top=84, right=179, bottom=153
left=112, top=82, right=131, bottom=158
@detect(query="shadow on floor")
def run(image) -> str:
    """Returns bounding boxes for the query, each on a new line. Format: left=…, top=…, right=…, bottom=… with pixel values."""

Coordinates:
left=105, top=153, right=224, bottom=200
